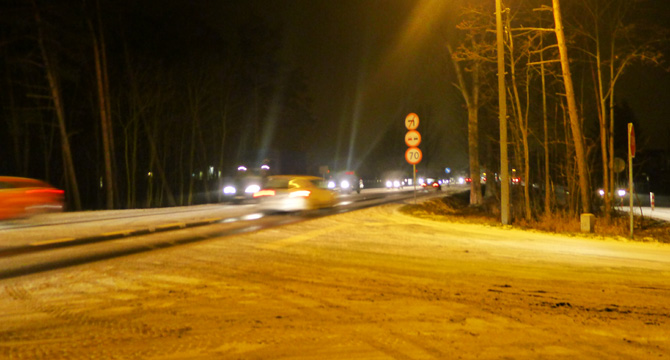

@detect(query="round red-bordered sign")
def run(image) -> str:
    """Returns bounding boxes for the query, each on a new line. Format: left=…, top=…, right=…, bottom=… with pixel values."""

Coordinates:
left=405, top=147, right=422, bottom=165
left=405, top=130, right=421, bottom=147
left=405, top=113, right=419, bottom=130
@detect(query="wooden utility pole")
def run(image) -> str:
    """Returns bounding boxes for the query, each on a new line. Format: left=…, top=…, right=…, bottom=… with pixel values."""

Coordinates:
left=496, top=0, right=510, bottom=225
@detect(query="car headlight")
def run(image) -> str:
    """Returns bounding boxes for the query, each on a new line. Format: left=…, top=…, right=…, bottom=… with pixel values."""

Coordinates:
left=328, top=181, right=336, bottom=189
left=245, top=184, right=261, bottom=194
left=386, top=180, right=392, bottom=188
left=223, top=186, right=236, bottom=195
left=393, top=180, right=400, bottom=188
left=341, top=180, right=350, bottom=189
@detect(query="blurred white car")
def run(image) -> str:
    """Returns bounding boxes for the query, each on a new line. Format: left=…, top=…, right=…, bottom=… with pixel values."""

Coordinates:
left=385, top=179, right=403, bottom=189
left=253, top=175, right=337, bottom=213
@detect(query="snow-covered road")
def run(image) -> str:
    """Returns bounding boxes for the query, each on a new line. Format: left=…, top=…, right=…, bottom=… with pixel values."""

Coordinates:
left=1, top=200, right=668, bottom=359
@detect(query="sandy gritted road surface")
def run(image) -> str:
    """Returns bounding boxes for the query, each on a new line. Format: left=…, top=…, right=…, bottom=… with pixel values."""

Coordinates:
left=1, top=202, right=669, bottom=359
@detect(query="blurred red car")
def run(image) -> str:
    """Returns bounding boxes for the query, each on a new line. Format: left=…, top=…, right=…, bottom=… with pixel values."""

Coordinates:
left=0, top=176, right=64, bottom=220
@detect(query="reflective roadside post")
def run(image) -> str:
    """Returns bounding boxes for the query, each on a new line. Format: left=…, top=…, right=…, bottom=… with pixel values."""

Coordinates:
left=628, top=123, right=635, bottom=238
left=651, top=192, right=655, bottom=211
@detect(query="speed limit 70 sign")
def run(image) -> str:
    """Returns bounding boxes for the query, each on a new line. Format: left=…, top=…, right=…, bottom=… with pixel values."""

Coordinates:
left=405, top=147, right=422, bottom=165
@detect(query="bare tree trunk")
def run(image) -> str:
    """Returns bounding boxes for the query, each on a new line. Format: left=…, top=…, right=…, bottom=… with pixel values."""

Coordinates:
left=560, top=101, right=576, bottom=216
left=98, top=0, right=117, bottom=207
left=178, top=126, right=186, bottom=206
left=3, top=61, right=24, bottom=175
left=467, top=103, right=482, bottom=205
left=186, top=87, right=199, bottom=206
left=187, top=120, right=196, bottom=206
left=197, top=117, right=210, bottom=203
left=33, top=0, right=82, bottom=210
left=89, top=16, right=114, bottom=209
left=143, top=114, right=176, bottom=207
left=447, top=43, right=482, bottom=206
left=592, top=13, right=611, bottom=219
left=552, top=0, right=591, bottom=214
left=506, top=28, right=532, bottom=220
left=608, top=50, right=616, bottom=203
left=540, top=34, right=551, bottom=214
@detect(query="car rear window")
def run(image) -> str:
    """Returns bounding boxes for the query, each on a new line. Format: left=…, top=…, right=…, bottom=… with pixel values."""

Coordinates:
left=264, top=178, right=290, bottom=189
left=309, top=179, right=328, bottom=188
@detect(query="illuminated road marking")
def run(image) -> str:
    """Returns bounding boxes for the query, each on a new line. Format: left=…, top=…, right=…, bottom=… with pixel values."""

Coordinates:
left=156, top=223, right=186, bottom=230
left=260, top=224, right=351, bottom=250
left=31, top=238, right=77, bottom=246
left=102, top=230, right=132, bottom=237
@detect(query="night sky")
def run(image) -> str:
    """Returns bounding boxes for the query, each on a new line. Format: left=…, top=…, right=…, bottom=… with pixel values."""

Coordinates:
left=2, top=0, right=669, bottom=206
left=158, top=0, right=669, bottom=170
left=164, top=0, right=470, bottom=173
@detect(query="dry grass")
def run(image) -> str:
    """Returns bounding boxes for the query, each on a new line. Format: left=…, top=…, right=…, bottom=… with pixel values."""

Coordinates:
left=400, top=192, right=670, bottom=244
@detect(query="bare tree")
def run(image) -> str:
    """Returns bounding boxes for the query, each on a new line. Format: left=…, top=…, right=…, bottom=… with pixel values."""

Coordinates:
left=552, top=0, right=591, bottom=213
left=505, top=15, right=536, bottom=220
left=445, top=5, right=497, bottom=206
left=32, top=0, right=82, bottom=210
left=572, top=0, right=664, bottom=218
left=87, top=0, right=114, bottom=209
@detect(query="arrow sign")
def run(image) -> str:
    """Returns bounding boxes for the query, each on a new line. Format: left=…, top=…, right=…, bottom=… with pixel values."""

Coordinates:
left=405, top=130, right=421, bottom=147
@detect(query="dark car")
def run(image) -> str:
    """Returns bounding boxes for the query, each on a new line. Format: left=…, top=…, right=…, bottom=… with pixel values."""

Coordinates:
left=222, top=175, right=263, bottom=204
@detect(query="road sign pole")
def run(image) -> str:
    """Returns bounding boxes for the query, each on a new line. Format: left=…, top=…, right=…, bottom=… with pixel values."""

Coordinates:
left=404, top=113, right=421, bottom=205
left=413, top=164, right=417, bottom=204
left=628, top=123, right=634, bottom=239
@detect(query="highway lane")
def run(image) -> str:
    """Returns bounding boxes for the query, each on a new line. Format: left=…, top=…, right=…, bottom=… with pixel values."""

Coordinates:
left=0, top=187, right=451, bottom=279
left=0, top=188, right=416, bottom=243
left=0, top=193, right=668, bottom=359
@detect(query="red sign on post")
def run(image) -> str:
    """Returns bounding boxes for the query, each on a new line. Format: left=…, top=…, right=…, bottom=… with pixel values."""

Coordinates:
left=628, top=123, right=636, bottom=158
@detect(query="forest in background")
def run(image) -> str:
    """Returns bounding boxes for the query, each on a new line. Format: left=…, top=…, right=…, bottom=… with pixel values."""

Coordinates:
left=0, top=0, right=668, bottom=223
left=1, top=0, right=317, bottom=210
left=440, top=0, right=668, bottom=221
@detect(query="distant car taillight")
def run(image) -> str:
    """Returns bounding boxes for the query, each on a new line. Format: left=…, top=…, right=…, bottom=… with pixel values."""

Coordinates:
left=25, top=189, right=64, bottom=195
left=289, top=190, right=311, bottom=198
left=253, top=189, right=276, bottom=198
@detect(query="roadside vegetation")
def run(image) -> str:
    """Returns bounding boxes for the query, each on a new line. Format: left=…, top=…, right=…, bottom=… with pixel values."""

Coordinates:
left=400, top=191, right=670, bottom=244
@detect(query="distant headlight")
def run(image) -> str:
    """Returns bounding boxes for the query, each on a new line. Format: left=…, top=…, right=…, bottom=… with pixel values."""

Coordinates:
left=393, top=180, right=400, bottom=188
left=328, top=181, right=336, bottom=189
left=341, top=180, right=350, bottom=189
left=386, top=180, right=393, bottom=188
left=223, top=186, right=236, bottom=195
left=245, top=184, right=261, bottom=194
left=617, top=189, right=626, bottom=197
